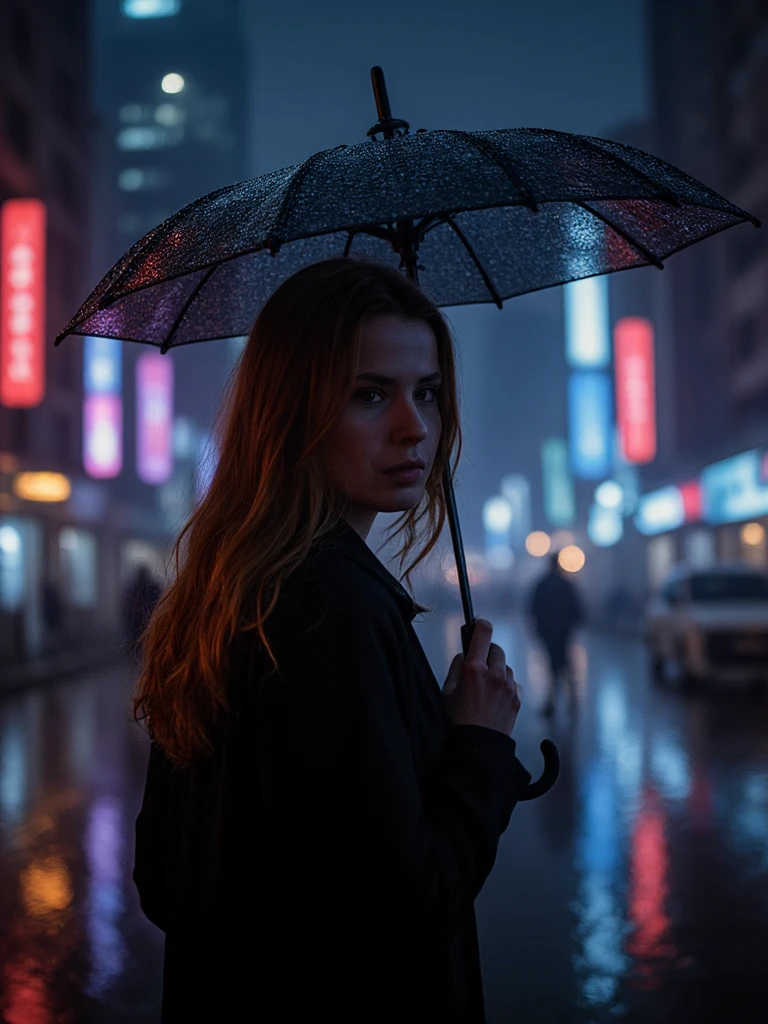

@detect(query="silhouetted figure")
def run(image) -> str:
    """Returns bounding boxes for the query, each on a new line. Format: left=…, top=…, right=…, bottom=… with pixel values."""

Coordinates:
left=41, top=578, right=64, bottom=656
left=123, top=566, right=163, bottom=653
left=528, top=552, right=584, bottom=716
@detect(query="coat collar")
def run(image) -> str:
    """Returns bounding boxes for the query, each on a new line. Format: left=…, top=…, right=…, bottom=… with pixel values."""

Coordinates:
left=320, top=518, right=420, bottom=622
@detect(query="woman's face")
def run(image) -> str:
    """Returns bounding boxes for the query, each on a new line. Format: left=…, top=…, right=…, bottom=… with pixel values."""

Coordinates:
left=316, top=314, right=443, bottom=540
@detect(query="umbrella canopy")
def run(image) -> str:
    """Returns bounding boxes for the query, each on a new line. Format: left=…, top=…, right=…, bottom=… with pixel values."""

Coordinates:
left=55, top=122, right=759, bottom=352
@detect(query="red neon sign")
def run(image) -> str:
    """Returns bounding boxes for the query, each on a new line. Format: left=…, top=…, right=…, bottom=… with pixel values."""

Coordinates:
left=1, top=199, right=46, bottom=408
left=614, top=317, right=657, bottom=464
left=680, top=480, right=702, bottom=522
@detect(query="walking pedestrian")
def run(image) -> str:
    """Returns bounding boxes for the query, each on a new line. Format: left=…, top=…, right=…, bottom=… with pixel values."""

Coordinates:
left=527, top=552, right=585, bottom=716
left=132, top=258, right=532, bottom=1023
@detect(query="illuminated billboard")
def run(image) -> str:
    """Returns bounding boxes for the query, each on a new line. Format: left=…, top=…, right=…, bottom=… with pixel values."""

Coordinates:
left=84, top=336, right=122, bottom=394
left=83, top=394, right=123, bottom=479
left=701, top=449, right=768, bottom=524
left=635, top=485, right=685, bottom=536
left=500, top=473, right=531, bottom=552
left=564, top=276, right=610, bottom=369
left=0, top=199, right=46, bottom=408
left=614, top=317, right=656, bottom=464
left=568, top=371, right=613, bottom=480
left=83, top=337, right=123, bottom=479
left=588, top=504, right=623, bottom=547
left=136, top=353, right=174, bottom=485
left=541, top=438, right=576, bottom=527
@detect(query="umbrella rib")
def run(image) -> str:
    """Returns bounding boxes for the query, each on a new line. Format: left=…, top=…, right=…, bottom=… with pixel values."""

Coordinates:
left=443, top=214, right=503, bottom=309
left=567, top=133, right=683, bottom=207
left=267, top=147, right=343, bottom=251
left=576, top=200, right=665, bottom=269
left=160, top=264, right=219, bottom=354
left=442, top=130, right=540, bottom=212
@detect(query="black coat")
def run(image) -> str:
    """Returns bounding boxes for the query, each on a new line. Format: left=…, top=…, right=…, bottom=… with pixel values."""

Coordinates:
left=133, top=519, right=532, bottom=1023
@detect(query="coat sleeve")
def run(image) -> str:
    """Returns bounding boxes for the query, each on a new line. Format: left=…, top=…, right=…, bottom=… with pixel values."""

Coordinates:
left=255, top=589, right=532, bottom=939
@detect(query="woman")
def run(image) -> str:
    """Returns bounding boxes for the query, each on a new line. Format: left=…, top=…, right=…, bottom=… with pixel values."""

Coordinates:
left=132, top=258, right=529, bottom=1023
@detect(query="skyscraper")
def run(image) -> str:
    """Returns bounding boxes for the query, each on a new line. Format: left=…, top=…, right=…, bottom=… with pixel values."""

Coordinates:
left=91, top=0, right=250, bottom=514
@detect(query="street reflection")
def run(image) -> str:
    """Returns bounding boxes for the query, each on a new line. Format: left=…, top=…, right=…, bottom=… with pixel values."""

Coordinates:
left=626, top=788, right=675, bottom=988
left=85, top=794, right=126, bottom=999
left=1, top=618, right=768, bottom=1022
left=20, top=853, right=73, bottom=921
left=572, top=757, right=628, bottom=1012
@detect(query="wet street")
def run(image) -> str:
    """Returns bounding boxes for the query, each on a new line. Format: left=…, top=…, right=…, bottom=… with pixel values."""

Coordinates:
left=2, top=613, right=768, bottom=1023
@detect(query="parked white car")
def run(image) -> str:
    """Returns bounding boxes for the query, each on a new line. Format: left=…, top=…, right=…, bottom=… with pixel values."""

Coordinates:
left=645, top=563, right=768, bottom=690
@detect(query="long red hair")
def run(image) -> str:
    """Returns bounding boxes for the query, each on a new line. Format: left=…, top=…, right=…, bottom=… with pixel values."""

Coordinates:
left=132, top=258, right=463, bottom=766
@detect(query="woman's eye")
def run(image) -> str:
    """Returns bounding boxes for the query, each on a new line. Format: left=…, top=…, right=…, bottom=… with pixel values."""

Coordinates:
left=354, top=387, right=439, bottom=405
left=355, top=389, right=382, bottom=404
left=418, top=387, right=440, bottom=402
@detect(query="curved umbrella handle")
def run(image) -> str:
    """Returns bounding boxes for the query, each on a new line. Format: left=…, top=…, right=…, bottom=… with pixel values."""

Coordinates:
left=518, top=739, right=560, bottom=801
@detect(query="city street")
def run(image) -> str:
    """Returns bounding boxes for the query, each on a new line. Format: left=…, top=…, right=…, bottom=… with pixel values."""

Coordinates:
left=2, top=613, right=768, bottom=1023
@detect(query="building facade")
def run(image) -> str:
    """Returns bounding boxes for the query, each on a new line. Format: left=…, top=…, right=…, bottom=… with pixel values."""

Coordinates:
left=0, top=0, right=110, bottom=664
left=612, top=0, right=768, bottom=600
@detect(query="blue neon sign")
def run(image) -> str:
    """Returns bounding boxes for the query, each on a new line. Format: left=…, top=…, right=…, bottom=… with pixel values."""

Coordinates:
left=701, top=449, right=768, bottom=524
left=568, top=371, right=613, bottom=480
left=84, top=336, right=122, bottom=394
left=564, top=276, right=611, bottom=369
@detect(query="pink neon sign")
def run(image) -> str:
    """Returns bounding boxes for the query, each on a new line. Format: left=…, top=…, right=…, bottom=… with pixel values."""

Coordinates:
left=136, top=352, right=173, bottom=484
left=83, top=393, right=123, bottom=478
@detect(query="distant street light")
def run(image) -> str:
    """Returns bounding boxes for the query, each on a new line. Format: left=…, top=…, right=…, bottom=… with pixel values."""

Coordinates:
left=594, top=479, right=624, bottom=510
left=558, top=545, right=586, bottom=573
left=525, top=531, right=551, bottom=557
left=483, top=496, right=513, bottom=533
left=741, top=522, right=765, bottom=547
left=161, top=73, right=185, bottom=95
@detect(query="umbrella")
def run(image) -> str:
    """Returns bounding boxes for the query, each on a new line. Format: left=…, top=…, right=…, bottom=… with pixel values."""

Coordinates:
left=56, top=67, right=760, bottom=800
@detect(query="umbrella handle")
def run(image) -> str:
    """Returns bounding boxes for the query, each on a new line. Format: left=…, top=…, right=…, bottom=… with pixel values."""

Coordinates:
left=445, top=470, right=559, bottom=802
left=518, top=739, right=560, bottom=801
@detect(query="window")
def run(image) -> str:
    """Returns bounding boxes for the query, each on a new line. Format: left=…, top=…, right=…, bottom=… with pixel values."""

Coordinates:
left=122, top=0, right=181, bottom=17
left=0, top=520, right=24, bottom=612
left=117, top=125, right=181, bottom=150
left=690, top=572, right=768, bottom=601
left=59, top=527, right=97, bottom=608
left=5, top=95, right=32, bottom=161
left=118, top=167, right=170, bottom=192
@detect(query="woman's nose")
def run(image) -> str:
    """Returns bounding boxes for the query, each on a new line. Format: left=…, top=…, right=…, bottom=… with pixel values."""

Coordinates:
left=393, top=398, right=428, bottom=434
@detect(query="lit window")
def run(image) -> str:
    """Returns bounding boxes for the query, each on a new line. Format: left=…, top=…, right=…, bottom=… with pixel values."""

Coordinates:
left=117, top=126, right=169, bottom=150
left=117, top=168, right=169, bottom=192
left=155, top=103, right=184, bottom=126
left=119, top=104, right=147, bottom=124
left=118, top=168, right=144, bottom=191
left=59, top=527, right=97, bottom=608
left=0, top=523, right=24, bottom=611
left=122, top=0, right=180, bottom=17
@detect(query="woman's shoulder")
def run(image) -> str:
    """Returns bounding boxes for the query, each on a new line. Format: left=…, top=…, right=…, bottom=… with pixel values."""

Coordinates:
left=274, top=541, right=387, bottom=625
